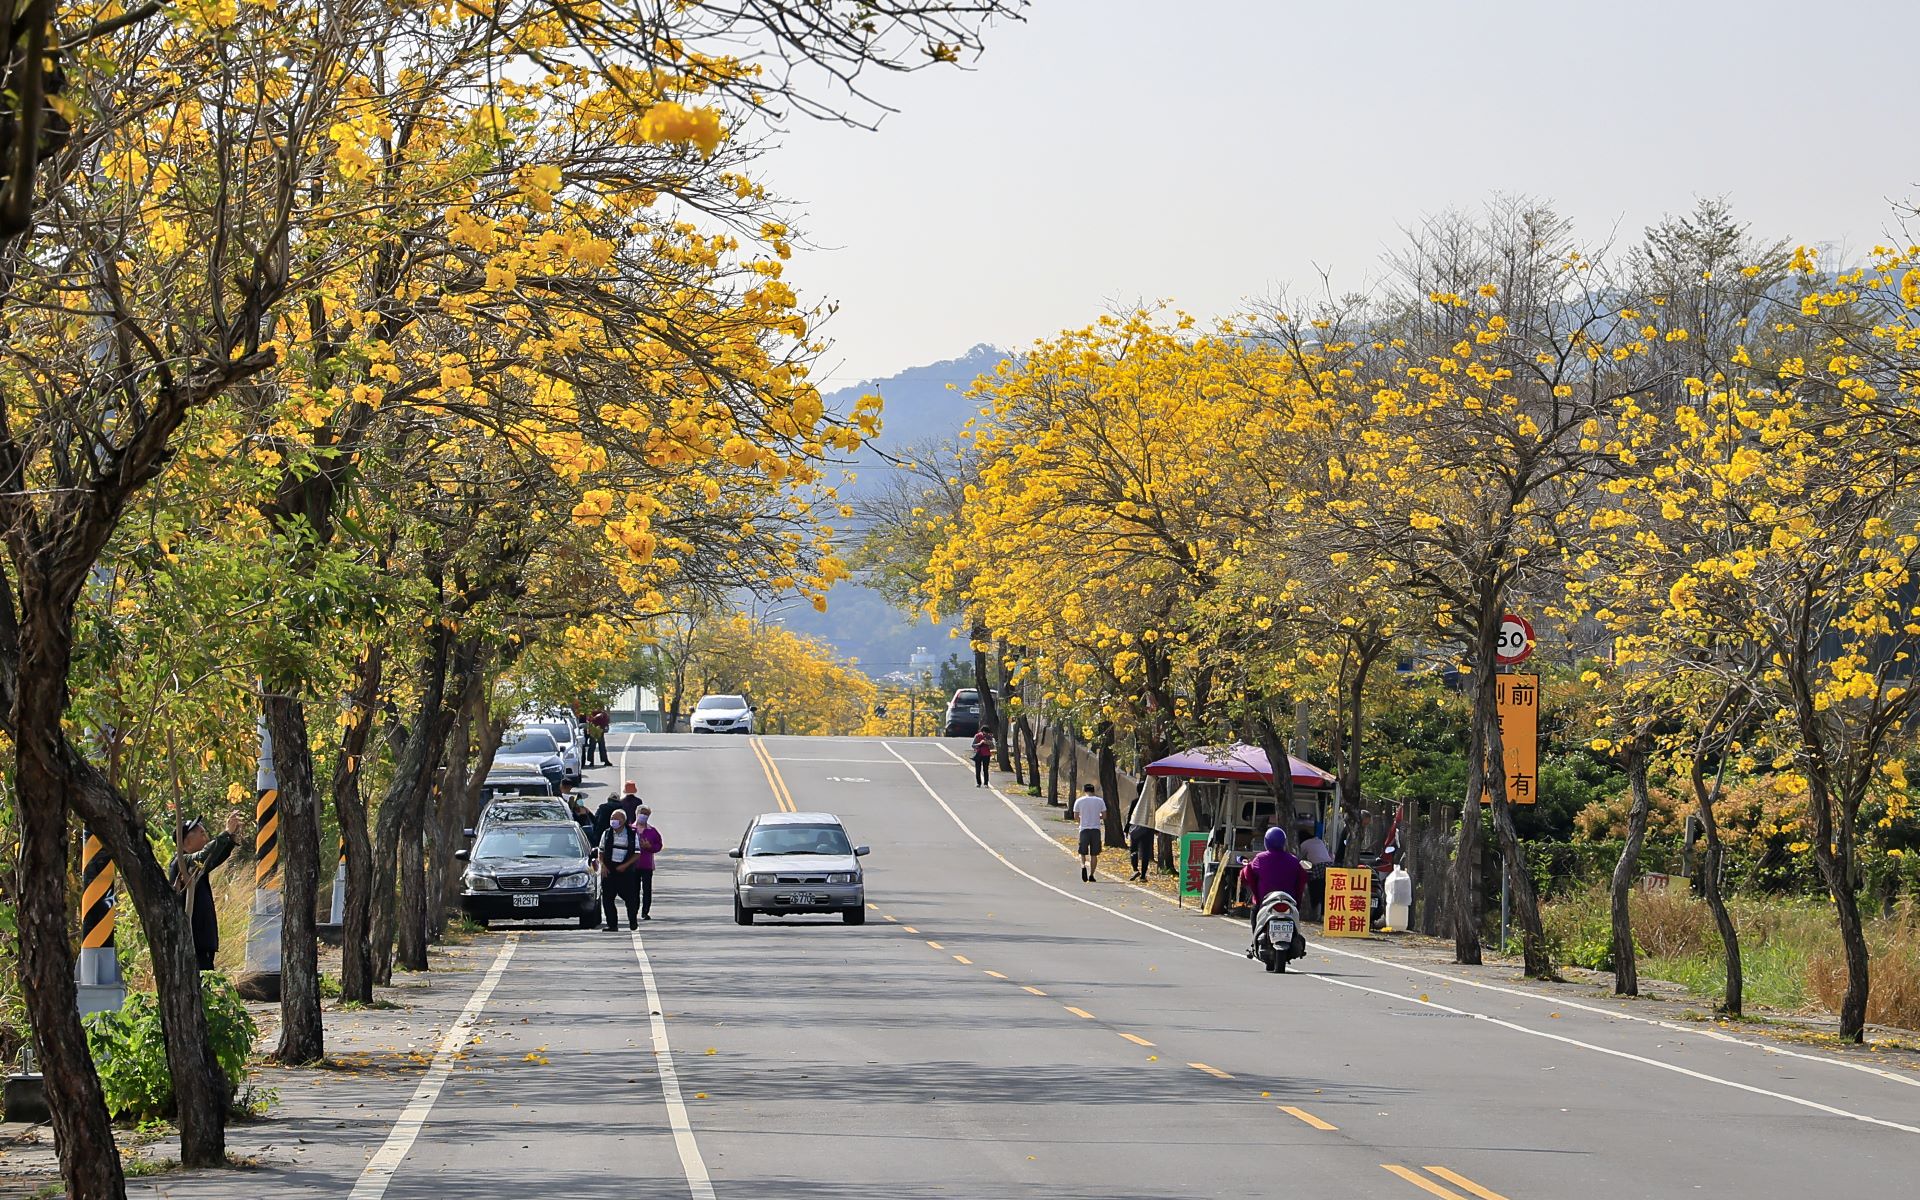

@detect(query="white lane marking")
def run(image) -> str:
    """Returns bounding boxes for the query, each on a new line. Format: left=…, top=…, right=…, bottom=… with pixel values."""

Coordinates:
left=932, top=741, right=1920, bottom=1096
left=348, top=935, right=519, bottom=1199
left=881, top=742, right=1920, bottom=1137
left=634, top=930, right=717, bottom=1200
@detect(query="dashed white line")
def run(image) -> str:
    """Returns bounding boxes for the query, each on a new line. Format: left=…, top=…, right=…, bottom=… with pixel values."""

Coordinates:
left=634, top=930, right=716, bottom=1200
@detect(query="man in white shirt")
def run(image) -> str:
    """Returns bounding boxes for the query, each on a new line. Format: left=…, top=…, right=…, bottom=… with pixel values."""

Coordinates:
left=1074, top=784, right=1107, bottom=883
left=1297, top=825, right=1334, bottom=867
left=1297, top=824, right=1334, bottom=917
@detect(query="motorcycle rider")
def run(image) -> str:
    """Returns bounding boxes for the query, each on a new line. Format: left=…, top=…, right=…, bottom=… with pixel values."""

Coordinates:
left=1239, top=826, right=1306, bottom=944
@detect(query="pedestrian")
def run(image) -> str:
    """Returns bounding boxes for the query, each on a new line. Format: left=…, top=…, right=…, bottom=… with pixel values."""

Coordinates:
left=1127, top=819, right=1154, bottom=882
left=631, top=809, right=664, bottom=921
left=169, top=811, right=246, bottom=971
left=970, top=726, right=995, bottom=787
left=588, top=708, right=612, bottom=766
left=599, top=808, right=643, bottom=930
left=570, top=796, right=597, bottom=840
left=594, top=781, right=640, bottom=839
left=1297, top=822, right=1334, bottom=917
left=1074, top=783, right=1106, bottom=883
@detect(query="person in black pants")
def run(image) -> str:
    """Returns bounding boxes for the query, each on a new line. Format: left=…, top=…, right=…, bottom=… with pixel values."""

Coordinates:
left=1127, top=821, right=1155, bottom=882
left=599, top=810, right=642, bottom=930
left=169, top=812, right=245, bottom=971
left=970, top=728, right=995, bottom=787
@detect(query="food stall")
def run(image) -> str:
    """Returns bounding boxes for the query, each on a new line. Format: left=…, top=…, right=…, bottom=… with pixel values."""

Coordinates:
left=1142, top=743, right=1337, bottom=913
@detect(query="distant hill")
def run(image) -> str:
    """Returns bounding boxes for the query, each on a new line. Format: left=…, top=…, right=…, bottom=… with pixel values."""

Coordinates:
left=780, top=344, right=1011, bottom=677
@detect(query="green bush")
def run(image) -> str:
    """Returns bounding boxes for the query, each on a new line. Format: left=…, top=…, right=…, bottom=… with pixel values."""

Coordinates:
left=83, top=975, right=255, bottom=1122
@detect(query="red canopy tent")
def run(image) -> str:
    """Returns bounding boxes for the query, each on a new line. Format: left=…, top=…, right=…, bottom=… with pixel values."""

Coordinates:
left=1143, top=742, right=1334, bottom=790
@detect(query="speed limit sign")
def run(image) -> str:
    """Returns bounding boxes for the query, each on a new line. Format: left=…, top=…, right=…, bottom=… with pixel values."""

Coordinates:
left=1495, top=614, right=1534, bottom=665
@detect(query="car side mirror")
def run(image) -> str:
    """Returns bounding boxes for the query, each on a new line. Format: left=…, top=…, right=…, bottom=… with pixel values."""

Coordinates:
left=727, top=848, right=742, bottom=859
left=454, top=850, right=470, bottom=862
left=854, top=845, right=871, bottom=857
left=462, top=828, right=476, bottom=839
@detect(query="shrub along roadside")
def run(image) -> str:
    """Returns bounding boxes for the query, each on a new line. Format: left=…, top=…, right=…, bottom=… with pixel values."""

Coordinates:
left=83, top=976, right=256, bottom=1122
left=1541, top=888, right=1920, bottom=1031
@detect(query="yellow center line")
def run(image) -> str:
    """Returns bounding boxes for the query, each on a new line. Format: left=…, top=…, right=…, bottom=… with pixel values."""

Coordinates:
left=1188, top=1062, right=1232, bottom=1079
left=1382, top=1166, right=1472, bottom=1200
left=952, top=955, right=972, bottom=965
left=926, top=940, right=944, bottom=949
left=1119, top=1033, right=1155, bottom=1047
left=1022, top=986, right=1047, bottom=996
left=882, top=915, right=898, bottom=923
left=984, top=970, right=1008, bottom=980
left=902, top=926, right=920, bottom=934
left=1422, top=1167, right=1512, bottom=1200
left=1279, top=1105, right=1337, bottom=1131
left=867, top=903, right=880, bottom=910
left=1063, top=1006, right=1095, bottom=1020
left=748, top=737, right=796, bottom=812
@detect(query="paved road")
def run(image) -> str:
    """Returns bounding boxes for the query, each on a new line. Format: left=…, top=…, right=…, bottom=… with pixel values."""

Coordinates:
left=242, top=735, right=1920, bottom=1199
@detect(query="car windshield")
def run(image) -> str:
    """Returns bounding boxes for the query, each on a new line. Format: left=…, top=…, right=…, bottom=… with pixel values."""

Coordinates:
left=746, top=823, right=852, bottom=856
left=475, top=826, right=585, bottom=860
left=697, top=695, right=746, bottom=711
left=954, top=690, right=977, bottom=704
left=535, top=722, right=573, bottom=744
left=500, top=730, right=559, bottom=755
left=483, top=802, right=567, bottom=823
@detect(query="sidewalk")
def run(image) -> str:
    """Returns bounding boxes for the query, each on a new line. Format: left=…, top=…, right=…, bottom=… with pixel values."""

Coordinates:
left=985, top=765, right=1920, bottom=1069
left=0, top=938, right=499, bottom=1199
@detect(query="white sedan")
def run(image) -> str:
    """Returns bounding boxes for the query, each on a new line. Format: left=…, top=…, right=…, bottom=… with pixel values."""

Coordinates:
left=689, top=694, right=755, bottom=734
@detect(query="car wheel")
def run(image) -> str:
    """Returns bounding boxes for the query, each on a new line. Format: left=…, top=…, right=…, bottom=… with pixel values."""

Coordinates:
left=843, top=907, right=866, bottom=926
left=733, top=896, right=754, bottom=926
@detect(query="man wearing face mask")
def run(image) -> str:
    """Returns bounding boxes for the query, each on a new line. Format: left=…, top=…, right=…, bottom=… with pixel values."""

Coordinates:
left=599, top=809, right=643, bottom=931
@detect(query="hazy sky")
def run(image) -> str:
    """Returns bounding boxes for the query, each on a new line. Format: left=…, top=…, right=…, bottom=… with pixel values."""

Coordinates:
left=763, top=0, right=1919, bottom=392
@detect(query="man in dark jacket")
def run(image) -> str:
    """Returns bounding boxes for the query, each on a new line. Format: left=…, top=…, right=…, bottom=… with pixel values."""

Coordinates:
left=169, top=811, right=245, bottom=971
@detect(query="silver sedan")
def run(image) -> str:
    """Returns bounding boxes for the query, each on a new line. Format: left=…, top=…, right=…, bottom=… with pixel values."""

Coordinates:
left=730, top=811, right=869, bottom=925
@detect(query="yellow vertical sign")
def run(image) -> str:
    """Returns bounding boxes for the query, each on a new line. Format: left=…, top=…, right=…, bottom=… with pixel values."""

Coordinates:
left=1493, top=673, right=1539, bottom=805
left=1322, top=867, right=1373, bottom=937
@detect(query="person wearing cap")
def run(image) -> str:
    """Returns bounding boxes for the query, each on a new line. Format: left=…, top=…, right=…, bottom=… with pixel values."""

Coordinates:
left=169, top=810, right=246, bottom=971
left=594, top=782, right=641, bottom=840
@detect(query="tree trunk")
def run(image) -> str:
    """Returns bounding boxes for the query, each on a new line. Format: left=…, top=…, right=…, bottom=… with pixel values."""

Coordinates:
left=334, top=648, right=383, bottom=1005
left=971, top=619, right=1001, bottom=759
left=429, top=696, right=474, bottom=941
left=370, top=633, right=457, bottom=986
left=265, top=692, right=325, bottom=1063
left=1693, top=765, right=1742, bottom=1016
left=1484, top=695, right=1552, bottom=978
left=1337, top=638, right=1383, bottom=865
left=1811, top=804, right=1871, bottom=1041
left=8, top=594, right=127, bottom=1194
left=993, top=640, right=1015, bottom=772
left=1095, top=723, right=1122, bottom=842
left=1019, top=711, right=1041, bottom=793
left=67, top=757, right=230, bottom=1166
left=1609, top=739, right=1653, bottom=996
left=396, top=794, right=428, bottom=972
left=1450, top=668, right=1492, bottom=965
left=1046, top=718, right=1064, bottom=806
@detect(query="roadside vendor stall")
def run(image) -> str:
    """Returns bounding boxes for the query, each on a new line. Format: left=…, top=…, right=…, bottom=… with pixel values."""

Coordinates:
left=1143, top=744, right=1336, bottom=913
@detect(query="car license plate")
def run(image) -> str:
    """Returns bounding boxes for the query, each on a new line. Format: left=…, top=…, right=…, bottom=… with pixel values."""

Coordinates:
left=512, top=894, right=539, bottom=908
left=793, top=893, right=820, bottom=905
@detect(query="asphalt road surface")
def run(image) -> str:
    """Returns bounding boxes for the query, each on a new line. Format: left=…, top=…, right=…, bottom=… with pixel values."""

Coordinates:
left=342, top=734, right=1920, bottom=1200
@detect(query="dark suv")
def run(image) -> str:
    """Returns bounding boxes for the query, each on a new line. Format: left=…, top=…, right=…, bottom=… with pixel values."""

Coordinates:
left=942, top=688, right=984, bottom=737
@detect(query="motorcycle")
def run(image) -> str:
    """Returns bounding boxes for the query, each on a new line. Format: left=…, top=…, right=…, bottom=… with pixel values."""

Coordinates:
left=1247, top=890, right=1308, bottom=973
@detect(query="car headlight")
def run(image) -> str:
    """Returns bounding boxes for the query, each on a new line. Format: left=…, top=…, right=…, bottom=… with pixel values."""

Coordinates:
left=747, top=873, right=776, bottom=885
left=556, top=872, right=591, bottom=889
left=827, top=873, right=855, bottom=885
left=466, top=873, right=498, bottom=891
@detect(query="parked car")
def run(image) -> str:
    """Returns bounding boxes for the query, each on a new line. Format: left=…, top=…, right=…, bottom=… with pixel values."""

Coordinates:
left=942, top=688, right=984, bottom=737
left=523, top=719, right=583, bottom=783
left=495, top=728, right=567, bottom=791
left=729, top=811, right=869, bottom=925
left=464, top=797, right=573, bottom=841
left=690, top=693, right=755, bottom=735
left=480, top=763, right=557, bottom=801
left=456, top=821, right=599, bottom=929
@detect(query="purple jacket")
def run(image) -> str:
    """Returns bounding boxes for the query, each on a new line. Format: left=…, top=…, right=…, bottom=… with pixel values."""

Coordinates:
left=633, top=824, right=662, bottom=870
left=1241, top=849, right=1306, bottom=905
